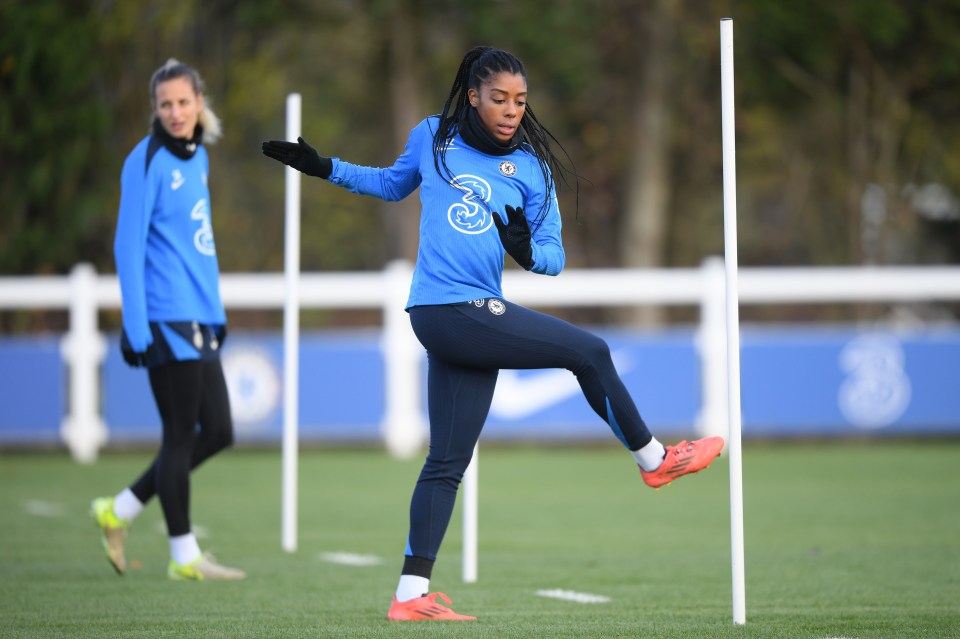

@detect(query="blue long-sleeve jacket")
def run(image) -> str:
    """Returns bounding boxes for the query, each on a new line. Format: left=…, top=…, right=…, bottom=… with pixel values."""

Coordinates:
left=327, top=116, right=565, bottom=309
left=114, top=134, right=225, bottom=352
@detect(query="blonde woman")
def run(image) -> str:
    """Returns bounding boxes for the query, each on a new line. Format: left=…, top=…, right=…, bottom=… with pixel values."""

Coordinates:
left=91, top=59, right=243, bottom=581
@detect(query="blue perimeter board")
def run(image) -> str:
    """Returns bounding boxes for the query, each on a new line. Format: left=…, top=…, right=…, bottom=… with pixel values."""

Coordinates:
left=1, top=326, right=958, bottom=445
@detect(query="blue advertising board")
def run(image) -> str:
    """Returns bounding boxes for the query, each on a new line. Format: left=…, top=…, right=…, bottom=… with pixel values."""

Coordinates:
left=0, top=336, right=64, bottom=444
left=1, top=326, right=958, bottom=446
left=740, top=327, right=960, bottom=435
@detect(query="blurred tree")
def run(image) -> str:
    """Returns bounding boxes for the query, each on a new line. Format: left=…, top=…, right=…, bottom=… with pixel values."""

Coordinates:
left=367, top=0, right=426, bottom=263
left=731, top=0, right=960, bottom=267
left=0, top=0, right=114, bottom=275
left=3, top=0, right=960, bottom=331
left=619, top=0, right=677, bottom=325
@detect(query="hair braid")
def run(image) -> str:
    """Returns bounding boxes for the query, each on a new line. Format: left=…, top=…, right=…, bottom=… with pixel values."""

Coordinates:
left=433, top=46, right=490, bottom=181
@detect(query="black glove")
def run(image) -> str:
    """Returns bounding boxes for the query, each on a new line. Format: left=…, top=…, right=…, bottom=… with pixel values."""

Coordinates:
left=493, top=205, right=534, bottom=270
left=261, top=136, right=333, bottom=178
left=120, top=331, right=149, bottom=368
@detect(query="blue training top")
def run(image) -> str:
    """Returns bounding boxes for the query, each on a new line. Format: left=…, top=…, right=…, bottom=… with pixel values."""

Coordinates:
left=114, top=132, right=226, bottom=353
left=327, top=116, right=565, bottom=308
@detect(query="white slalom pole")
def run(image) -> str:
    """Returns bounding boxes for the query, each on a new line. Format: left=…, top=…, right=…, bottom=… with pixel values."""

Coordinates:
left=462, top=444, right=478, bottom=583
left=720, top=18, right=747, bottom=625
left=282, top=93, right=302, bottom=553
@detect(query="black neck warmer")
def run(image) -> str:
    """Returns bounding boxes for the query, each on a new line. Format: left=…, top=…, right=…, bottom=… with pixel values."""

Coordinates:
left=458, top=106, right=521, bottom=156
left=152, top=118, right=204, bottom=160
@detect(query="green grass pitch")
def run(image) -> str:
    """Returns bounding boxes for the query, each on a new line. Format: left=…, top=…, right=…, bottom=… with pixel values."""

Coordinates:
left=1, top=440, right=958, bottom=638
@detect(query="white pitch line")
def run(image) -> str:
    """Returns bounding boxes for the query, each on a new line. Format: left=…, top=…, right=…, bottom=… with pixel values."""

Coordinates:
left=23, top=500, right=63, bottom=517
left=319, top=551, right=383, bottom=567
left=535, top=589, right=611, bottom=604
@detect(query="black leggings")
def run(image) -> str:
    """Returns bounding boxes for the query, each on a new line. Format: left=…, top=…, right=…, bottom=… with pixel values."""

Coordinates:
left=403, top=299, right=652, bottom=571
left=129, top=358, right=234, bottom=537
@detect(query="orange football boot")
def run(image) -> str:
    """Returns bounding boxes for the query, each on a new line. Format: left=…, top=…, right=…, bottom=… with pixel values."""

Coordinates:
left=640, top=436, right=725, bottom=488
left=387, top=592, right=476, bottom=621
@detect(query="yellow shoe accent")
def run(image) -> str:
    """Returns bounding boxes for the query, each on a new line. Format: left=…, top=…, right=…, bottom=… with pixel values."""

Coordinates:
left=168, top=552, right=246, bottom=581
left=90, top=497, right=127, bottom=575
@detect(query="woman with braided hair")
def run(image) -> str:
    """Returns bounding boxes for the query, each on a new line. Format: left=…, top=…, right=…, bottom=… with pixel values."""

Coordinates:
left=263, top=45, right=723, bottom=621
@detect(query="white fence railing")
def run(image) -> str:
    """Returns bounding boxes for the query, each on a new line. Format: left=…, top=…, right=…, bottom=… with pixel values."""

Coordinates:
left=2, top=259, right=960, bottom=463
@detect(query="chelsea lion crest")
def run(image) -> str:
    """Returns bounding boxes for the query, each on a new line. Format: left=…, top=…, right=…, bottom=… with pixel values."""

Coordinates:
left=487, top=299, right=506, bottom=315
left=498, top=160, right=517, bottom=177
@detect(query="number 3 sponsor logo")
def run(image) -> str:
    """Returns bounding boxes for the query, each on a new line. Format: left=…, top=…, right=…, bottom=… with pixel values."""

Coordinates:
left=447, top=174, right=494, bottom=235
left=837, top=333, right=911, bottom=429
left=191, top=198, right=216, bottom=256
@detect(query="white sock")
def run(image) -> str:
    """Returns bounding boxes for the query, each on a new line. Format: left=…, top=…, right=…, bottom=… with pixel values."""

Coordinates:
left=395, top=575, right=430, bottom=602
left=169, top=533, right=202, bottom=566
left=633, top=437, right=667, bottom=472
left=112, top=488, right=144, bottom=522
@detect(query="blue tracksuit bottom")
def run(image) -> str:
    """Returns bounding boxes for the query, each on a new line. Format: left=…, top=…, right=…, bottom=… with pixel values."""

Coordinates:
left=402, top=298, right=653, bottom=575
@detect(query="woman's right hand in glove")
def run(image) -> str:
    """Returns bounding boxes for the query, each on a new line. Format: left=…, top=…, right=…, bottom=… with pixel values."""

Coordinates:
left=261, top=136, right=332, bottom=178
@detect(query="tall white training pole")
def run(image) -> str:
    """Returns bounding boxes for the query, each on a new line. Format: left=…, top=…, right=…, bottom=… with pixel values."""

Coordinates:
left=462, top=445, right=479, bottom=582
left=720, top=18, right=747, bottom=625
left=282, top=93, right=302, bottom=553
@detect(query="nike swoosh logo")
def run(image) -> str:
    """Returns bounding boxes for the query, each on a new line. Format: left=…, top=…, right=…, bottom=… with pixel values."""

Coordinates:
left=490, top=350, right=633, bottom=419
left=171, top=178, right=185, bottom=190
